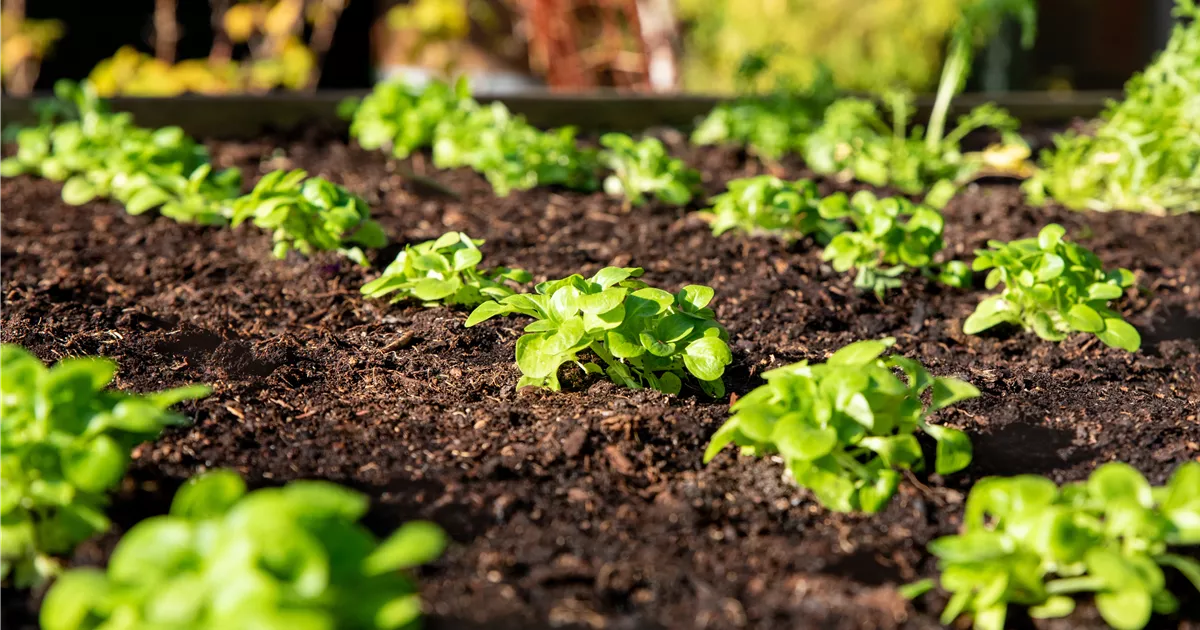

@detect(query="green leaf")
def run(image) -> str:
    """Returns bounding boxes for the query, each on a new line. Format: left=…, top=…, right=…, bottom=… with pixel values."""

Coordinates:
left=858, top=470, right=900, bottom=512
left=61, top=177, right=97, bottom=205
left=170, top=469, right=247, bottom=520
left=931, top=376, right=981, bottom=410
left=1065, top=303, right=1104, bottom=333
left=678, top=285, right=715, bottom=310
left=682, top=336, right=731, bottom=381
left=827, top=338, right=895, bottom=366
left=1096, top=318, right=1140, bottom=352
left=1029, top=596, right=1075, bottom=619
left=1037, top=224, right=1066, bottom=250
left=1095, top=589, right=1152, bottom=630
left=924, top=424, right=972, bottom=475
left=1088, top=462, right=1153, bottom=506
left=39, top=568, right=110, bottom=630
left=774, top=414, right=838, bottom=461
left=62, top=435, right=127, bottom=493
left=897, top=578, right=935, bottom=600
left=465, top=301, right=511, bottom=327
left=1087, top=283, right=1124, bottom=300
left=364, top=520, right=447, bottom=574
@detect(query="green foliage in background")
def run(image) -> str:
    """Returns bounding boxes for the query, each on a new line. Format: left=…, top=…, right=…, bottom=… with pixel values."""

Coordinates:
left=1025, top=0, right=1199, bottom=214
left=676, top=0, right=967, bottom=93
left=0, top=345, right=209, bottom=588
left=700, top=175, right=843, bottom=243
left=41, top=470, right=446, bottom=630
left=599, top=134, right=701, bottom=207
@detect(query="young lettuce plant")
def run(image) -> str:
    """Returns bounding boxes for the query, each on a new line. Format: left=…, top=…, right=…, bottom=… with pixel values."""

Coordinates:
left=599, top=134, right=702, bottom=207
left=963, top=223, right=1140, bottom=351
left=231, top=169, right=387, bottom=266
left=40, top=469, right=447, bottom=630
left=1024, top=0, right=1198, bottom=214
left=433, top=103, right=600, bottom=196
left=818, top=191, right=971, bottom=296
left=912, top=462, right=1200, bottom=630
left=803, top=92, right=1024, bottom=207
left=704, top=338, right=978, bottom=513
left=361, top=231, right=531, bottom=307
left=701, top=175, right=844, bottom=243
left=466, top=267, right=732, bottom=397
left=0, top=344, right=210, bottom=588
left=691, top=67, right=837, bottom=162
left=343, top=77, right=473, bottom=159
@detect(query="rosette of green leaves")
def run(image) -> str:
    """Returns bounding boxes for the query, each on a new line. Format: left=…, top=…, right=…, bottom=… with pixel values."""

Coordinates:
left=231, top=169, right=387, bottom=266
left=108, top=163, right=241, bottom=225
left=702, top=175, right=844, bottom=243
left=343, top=77, right=473, bottom=159
left=0, top=344, right=210, bottom=588
left=599, top=134, right=702, bottom=206
left=1024, top=0, right=1197, bottom=214
left=465, top=267, right=732, bottom=396
left=361, top=232, right=531, bottom=307
left=704, top=338, right=978, bottom=513
left=963, top=223, right=1140, bottom=351
left=818, top=191, right=970, bottom=296
left=40, top=469, right=447, bottom=630
left=433, top=104, right=600, bottom=196
left=919, top=462, right=1200, bottom=630
left=803, top=93, right=1023, bottom=207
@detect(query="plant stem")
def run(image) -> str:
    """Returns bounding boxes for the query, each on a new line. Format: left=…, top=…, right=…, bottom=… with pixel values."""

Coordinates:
left=925, top=37, right=970, bottom=153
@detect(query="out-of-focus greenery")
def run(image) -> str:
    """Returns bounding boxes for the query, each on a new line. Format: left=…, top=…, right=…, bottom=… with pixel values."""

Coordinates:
left=677, top=0, right=967, bottom=93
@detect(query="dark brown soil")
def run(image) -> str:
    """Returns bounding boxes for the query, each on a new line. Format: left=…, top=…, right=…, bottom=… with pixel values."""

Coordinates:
left=3, top=134, right=1199, bottom=629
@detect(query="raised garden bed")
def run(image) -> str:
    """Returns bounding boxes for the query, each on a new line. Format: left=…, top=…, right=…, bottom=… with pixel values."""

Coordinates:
left=3, top=112, right=1199, bottom=628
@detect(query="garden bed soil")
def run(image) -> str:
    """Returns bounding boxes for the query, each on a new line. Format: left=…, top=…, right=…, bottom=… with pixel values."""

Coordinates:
left=2, top=134, right=1199, bottom=629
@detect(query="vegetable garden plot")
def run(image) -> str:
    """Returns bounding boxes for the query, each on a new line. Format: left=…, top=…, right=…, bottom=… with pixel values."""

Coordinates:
left=2, top=131, right=1199, bottom=628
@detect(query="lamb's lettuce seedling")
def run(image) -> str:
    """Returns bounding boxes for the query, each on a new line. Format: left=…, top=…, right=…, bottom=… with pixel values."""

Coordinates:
left=466, top=267, right=732, bottom=397
left=361, top=231, right=531, bottom=307
left=344, top=77, right=473, bottom=159
left=231, top=169, right=387, bottom=266
left=1024, top=0, right=1198, bottom=214
left=0, top=80, right=241, bottom=225
left=818, top=191, right=971, bottom=296
left=701, top=175, right=843, bottom=243
left=40, top=469, right=447, bottom=630
left=803, top=92, right=1024, bottom=205
left=691, top=67, right=837, bottom=161
left=963, top=223, right=1140, bottom=351
left=704, top=338, right=978, bottom=513
left=599, top=134, right=702, bottom=207
left=920, top=462, right=1200, bottom=630
left=0, top=344, right=210, bottom=588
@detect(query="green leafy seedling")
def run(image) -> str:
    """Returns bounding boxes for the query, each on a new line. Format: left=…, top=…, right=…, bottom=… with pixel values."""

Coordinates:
left=231, top=169, right=387, bottom=266
left=701, top=175, right=843, bottom=243
left=963, top=223, right=1140, bottom=351
left=361, top=231, right=531, bottom=307
left=40, top=469, right=447, bottom=630
left=599, top=133, right=702, bottom=207
left=922, top=461, right=1200, bottom=630
left=466, top=267, right=732, bottom=397
left=345, top=77, right=473, bottom=159
left=818, top=191, right=971, bottom=297
left=0, top=344, right=210, bottom=588
left=704, top=337, right=979, bottom=512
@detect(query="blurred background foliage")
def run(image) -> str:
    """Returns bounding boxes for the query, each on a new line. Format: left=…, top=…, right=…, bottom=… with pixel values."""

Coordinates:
left=676, top=0, right=966, bottom=93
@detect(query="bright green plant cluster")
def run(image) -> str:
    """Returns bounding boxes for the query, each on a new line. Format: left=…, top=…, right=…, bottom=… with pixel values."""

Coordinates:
left=963, top=224, right=1140, bottom=352
left=434, top=103, right=600, bottom=196
left=691, top=67, right=838, bottom=161
left=803, top=93, right=1023, bottom=206
left=701, top=175, right=843, bottom=242
left=40, top=469, right=447, bottom=630
left=914, top=462, right=1200, bottom=630
left=231, top=169, right=387, bottom=266
left=341, top=78, right=472, bottom=160
left=1025, top=0, right=1199, bottom=214
left=346, top=79, right=601, bottom=197
left=599, top=133, right=702, bottom=207
left=704, top=338, right=978, bottom=513
left=465, top=267, right=732, bottom=397
left=361, top=231, right=531, bottom=307
left=0, top=80, right=241, bottom=225
left=0, top=344, right=210, bottom=588
left=818, top=191, right=971, bottom=296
